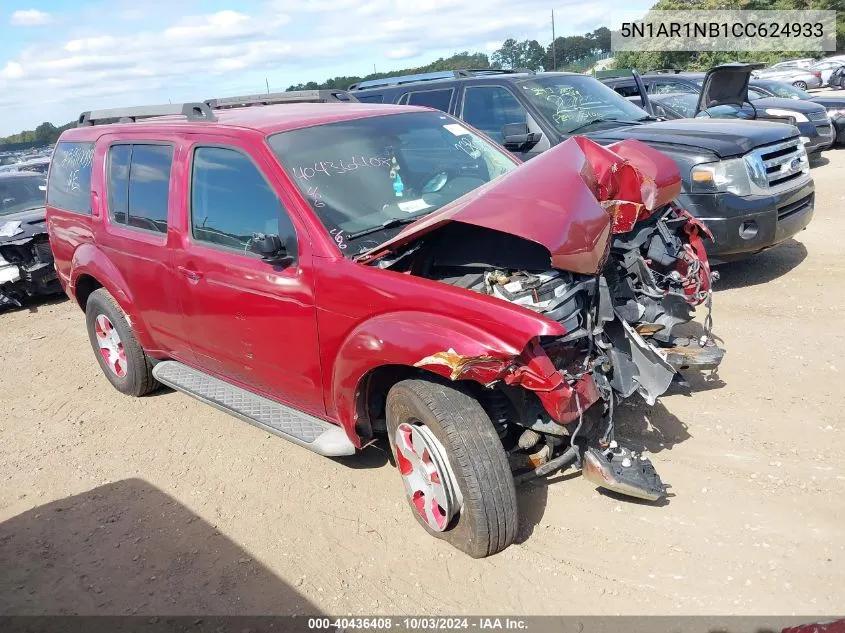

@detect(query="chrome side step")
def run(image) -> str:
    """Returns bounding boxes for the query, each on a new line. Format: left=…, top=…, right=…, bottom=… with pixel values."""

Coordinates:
left=152, top=361, right=356, bottom=457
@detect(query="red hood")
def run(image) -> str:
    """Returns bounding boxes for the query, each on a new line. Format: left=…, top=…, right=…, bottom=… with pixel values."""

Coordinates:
left=357, top=136, right=681, bottom=275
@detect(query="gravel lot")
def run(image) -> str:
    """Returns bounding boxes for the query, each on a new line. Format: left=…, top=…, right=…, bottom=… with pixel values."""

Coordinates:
left=1, top=148, right=843, bottom=617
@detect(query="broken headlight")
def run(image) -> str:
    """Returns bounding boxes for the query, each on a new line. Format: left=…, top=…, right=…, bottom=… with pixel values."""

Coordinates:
left=690, top=158, right=752, bottom=196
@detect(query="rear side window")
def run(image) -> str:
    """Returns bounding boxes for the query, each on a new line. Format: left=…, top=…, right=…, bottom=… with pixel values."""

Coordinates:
left=402, top=89, right=453, bottom=112
left=190, top=146, right=295, bottom=252
left=47, top=141, right=94, bottom=214
left=107, top=144, right=173, bottom=234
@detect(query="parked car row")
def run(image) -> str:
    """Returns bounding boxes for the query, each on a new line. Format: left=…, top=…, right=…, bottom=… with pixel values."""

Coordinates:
left=601, top=66, right=841, bottom=154
left=752, top=55, right=845, bottom=89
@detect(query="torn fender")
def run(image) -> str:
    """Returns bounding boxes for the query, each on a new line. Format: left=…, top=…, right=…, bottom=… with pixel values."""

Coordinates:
left=331, top=311, right=580, bottom=444
left=414, top=339, right=600, bottom=425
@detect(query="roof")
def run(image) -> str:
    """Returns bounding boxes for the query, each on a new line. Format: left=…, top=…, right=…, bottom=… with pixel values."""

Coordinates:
left=60, top=102, right=424, bottom=142
left=351, top=71, right=577, bottom=94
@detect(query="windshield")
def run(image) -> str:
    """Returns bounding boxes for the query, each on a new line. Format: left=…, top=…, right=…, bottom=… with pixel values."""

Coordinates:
left=517, top=75, right=651, bottom=134
left=268, top=111, right=517, bottom=255
left=754, top=82, right=809, bottom=100
left=0, top=175, right=46, bottom=217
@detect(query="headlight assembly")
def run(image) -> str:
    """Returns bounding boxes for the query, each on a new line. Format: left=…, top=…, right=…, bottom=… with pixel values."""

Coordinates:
left=690, top=158, right=752, bottom=196
left=764, top=108, right=809, bottom=123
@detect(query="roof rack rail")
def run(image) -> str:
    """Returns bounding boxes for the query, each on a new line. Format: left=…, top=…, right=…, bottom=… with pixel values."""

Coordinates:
left=77, top=102, right=216, bottom=127
left=348, top=67, right=535, bottom=91
left=205, top=90, right=358, bottom=109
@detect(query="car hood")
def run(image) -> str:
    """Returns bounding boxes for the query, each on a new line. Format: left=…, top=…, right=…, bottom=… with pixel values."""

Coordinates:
left=356, top=136, right=681, bottom=275
left=752, top=96, right=827, bottom=114
left=587, top=118, right=798, bottom=158
left=697, top=63, right=755, bottom=115
left=0, top=207, right=47, bottom=244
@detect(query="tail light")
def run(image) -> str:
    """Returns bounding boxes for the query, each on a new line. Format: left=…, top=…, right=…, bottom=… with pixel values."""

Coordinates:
left=811, top=71, right=821, bottom=78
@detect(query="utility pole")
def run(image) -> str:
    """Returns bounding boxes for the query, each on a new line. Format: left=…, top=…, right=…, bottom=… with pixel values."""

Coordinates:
left=266, top=78, right=270, bottom=94
left=551, top=9, right=556, bottom=71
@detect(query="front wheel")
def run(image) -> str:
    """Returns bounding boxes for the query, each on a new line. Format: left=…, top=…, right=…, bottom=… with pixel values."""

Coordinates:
left=386, top=378, right=518, bottom=558
left=793, top=80, right=808, bottom=90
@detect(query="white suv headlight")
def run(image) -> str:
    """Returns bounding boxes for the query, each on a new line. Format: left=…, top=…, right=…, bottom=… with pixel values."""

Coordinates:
left=764, top=108, right=809, bottom=123
left=690, top=158, right=752, bottom=196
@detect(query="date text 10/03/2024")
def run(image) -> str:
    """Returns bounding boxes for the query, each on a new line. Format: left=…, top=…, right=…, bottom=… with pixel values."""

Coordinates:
left=308, top=618, right=529, bottom=630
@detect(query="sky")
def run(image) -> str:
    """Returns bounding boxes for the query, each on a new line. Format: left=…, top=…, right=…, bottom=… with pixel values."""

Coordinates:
left=0, top=0, right=653, bottom=136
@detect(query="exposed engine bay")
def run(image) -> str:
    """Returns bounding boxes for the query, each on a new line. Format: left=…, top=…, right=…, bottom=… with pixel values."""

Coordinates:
left=0, top=222, right=60, bottom=309
left=365, top=137, right=724, bottom=502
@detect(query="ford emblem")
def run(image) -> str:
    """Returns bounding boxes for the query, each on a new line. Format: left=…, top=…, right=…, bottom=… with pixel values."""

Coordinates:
left=789, top=158, right=801, bottom=170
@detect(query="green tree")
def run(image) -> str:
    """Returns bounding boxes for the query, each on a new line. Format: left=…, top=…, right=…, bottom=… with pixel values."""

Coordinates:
left=491, top=39, right=546, bottom=70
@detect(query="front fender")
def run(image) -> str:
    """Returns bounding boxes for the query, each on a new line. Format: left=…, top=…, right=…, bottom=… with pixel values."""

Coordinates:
left=330, top=311, right=567, bottom=445
left=69, top=243, right=154, bottom=350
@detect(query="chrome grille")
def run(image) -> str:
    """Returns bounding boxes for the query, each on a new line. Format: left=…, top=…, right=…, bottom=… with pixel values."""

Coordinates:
left=747, top=138, right=808, bottom=190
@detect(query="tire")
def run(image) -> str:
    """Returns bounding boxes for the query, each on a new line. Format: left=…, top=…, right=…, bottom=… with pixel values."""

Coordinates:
left=793, top=80, right=808, bottom=90
left=85, top=288, right=157, bottom=397
left=386, top=378, right=518, bottom=558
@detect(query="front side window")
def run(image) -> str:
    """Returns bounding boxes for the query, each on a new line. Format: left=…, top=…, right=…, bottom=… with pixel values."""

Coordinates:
left=107, top=144, right=173, bottom=233
left=0, top=174, right=46, bottom=217
left=518, top=75, right=651, bottom=135
left=461, top=86, right=529, bottom=143
left=654, top=93, right=699, bottom=118
left=47, top=141, right=94, bottom=214
left=191, top=146, right=295, bottom=253
left=404, top=89, right=453, bottom=112
left=268, top=111, right=517, bottom=255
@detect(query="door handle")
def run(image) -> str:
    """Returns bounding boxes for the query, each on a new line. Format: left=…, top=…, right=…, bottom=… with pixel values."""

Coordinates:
left=177, top=266, right=202, bottom=282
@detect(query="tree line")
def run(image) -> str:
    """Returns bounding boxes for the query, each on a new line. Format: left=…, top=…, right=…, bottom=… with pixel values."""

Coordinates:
left=1, top=121, right=75, bottom=151
left=285, top=27, right=612, bottom=92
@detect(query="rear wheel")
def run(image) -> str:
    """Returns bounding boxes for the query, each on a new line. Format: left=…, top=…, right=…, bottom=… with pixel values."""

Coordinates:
left=793, top=80, right=808, bottom=90
left=386, top=378, right=518, bottom=558
left=85, top=288, right=157, bottom=396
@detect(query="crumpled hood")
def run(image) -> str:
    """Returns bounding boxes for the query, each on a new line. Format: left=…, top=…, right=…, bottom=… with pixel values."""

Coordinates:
left=357, top=136, right=681, bottom=275
left=0, top=207, right=47, bottom=245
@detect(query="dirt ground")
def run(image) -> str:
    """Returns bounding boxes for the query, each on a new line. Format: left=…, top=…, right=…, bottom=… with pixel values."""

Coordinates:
left=1, top=150, right=844, bottom=618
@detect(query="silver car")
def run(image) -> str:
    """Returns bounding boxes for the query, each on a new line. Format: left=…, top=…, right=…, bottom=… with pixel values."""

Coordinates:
left=752, top=66, right=823, bottom=90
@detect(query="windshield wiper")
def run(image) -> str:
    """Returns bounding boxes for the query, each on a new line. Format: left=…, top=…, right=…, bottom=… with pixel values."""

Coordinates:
left=347, top=214, right=427, bottom=240
left=567, top=118, right=647, bottom=134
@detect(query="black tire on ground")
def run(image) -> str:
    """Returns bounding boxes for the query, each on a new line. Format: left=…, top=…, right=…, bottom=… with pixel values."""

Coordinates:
left=793, top=80, right=808, bottom=90
left=385, top=378, right=518, bottom=558
left=85, top=288, right=157, bottom=397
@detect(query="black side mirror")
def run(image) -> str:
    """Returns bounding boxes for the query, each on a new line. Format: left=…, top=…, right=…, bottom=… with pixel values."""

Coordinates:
left=501, top=123, right=542, bottom=152
left=249, top=233, right=295, bottom=265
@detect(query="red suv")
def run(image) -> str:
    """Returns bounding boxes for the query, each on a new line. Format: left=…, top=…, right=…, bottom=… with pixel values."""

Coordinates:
left=46, top=92, right=723, bottom=557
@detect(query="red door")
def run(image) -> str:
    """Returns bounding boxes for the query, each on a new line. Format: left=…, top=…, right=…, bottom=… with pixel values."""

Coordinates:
left=171, top=137, right=324, bottom=417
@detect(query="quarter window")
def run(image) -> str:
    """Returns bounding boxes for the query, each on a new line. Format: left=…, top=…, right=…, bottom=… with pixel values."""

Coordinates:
left=107, top=144, right=173, bottom=233
left=190, top=146, right=295, bottom=252
left=47, top=141, right=95, bottom=215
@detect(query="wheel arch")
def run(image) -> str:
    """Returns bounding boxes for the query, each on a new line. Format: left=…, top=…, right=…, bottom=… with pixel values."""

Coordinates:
left=69, top=244, right=155, bottom=350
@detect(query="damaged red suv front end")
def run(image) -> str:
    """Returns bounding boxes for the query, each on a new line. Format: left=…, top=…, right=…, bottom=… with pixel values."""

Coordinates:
left=358, top=133, right=723, bottom=501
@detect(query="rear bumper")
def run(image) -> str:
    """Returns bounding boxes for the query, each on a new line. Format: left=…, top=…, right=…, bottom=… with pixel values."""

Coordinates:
left=677, top=178, right=815, bottom=263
